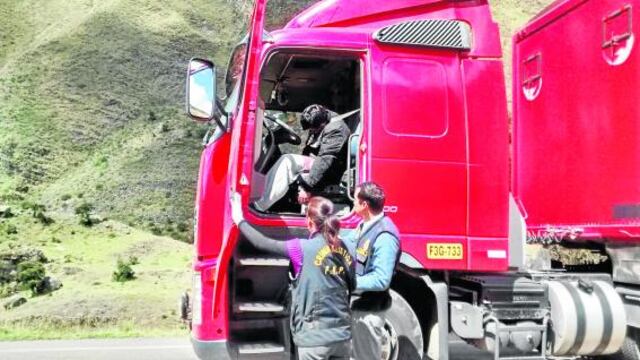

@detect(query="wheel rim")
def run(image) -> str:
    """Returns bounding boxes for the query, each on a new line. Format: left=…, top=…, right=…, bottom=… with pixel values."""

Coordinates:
left=383, top=318, right=400, bottom=360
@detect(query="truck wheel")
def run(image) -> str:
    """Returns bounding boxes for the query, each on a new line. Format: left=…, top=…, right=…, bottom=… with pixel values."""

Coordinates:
left=608, top=328, right=640, bottom=360
left=380, top=289, right=425, bottom=360
left=593, top=328, right=640, bottom=360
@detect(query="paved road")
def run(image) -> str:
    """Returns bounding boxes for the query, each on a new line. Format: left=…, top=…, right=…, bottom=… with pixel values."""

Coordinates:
left=0, top=338, right=197, bottom=360
left=0, top=337, right=494, bottom=360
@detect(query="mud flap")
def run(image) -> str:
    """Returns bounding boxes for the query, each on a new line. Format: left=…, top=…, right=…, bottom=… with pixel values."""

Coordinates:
left=420, top=274, right=449, bottom=360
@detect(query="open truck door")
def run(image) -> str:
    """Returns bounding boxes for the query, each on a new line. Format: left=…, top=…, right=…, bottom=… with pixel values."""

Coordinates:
left=188, top=2, right=270, bottom=360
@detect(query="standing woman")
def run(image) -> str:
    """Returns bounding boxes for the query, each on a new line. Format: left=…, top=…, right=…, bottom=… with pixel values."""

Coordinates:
left=231, top=194, right=355, bottom=360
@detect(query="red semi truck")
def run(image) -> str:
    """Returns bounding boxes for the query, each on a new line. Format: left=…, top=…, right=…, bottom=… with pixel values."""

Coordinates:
left=183, top=0, right=640, bottom=359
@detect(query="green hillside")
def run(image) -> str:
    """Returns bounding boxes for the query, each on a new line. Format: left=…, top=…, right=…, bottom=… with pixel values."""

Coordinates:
left=0, top=0, right=251, bottom=241
left=0, top=0, right=246, bottom=338
left=0, top=0, right=554, bottom=339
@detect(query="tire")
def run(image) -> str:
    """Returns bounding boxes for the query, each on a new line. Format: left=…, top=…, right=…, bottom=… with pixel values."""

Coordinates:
left=607, top=329, right=640, bottom=360
left=380, top=290, right=425, bottom=360
left=593, top=328, right=640, bottom=360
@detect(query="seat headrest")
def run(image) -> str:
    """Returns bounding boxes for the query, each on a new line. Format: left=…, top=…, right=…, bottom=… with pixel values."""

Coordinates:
left=332, top=109, right=360, bottom=133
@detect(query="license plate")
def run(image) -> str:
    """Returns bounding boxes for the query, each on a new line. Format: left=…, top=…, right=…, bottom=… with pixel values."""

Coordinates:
left=427, top=243, right=463, bottom=260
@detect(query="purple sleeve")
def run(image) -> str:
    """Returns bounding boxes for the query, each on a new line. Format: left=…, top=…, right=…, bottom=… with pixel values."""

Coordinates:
left=285, top=239, right=304, bottom=277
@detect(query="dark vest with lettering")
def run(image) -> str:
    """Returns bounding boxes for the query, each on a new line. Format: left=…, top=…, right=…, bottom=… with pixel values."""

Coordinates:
left=290, top=233, right=355, bottom=347
left=355, top=216, right=400, bottom=276
left=354, top=216, right=400, bottom=309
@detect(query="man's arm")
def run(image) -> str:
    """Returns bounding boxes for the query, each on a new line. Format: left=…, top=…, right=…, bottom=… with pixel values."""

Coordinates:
left=299, top=124, right=348, bottom=189
left=355, top=233, right=400, bottom=293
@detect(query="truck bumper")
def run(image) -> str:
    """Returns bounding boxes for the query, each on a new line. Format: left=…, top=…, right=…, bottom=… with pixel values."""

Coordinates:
left=191, top=337, right=231, bottom=360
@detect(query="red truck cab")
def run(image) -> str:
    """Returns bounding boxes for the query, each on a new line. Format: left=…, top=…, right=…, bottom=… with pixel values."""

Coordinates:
left=185, top=1, right=639, bottom=359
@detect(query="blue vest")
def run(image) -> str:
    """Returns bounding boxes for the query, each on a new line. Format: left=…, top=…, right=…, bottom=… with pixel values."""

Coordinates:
left=290, top=234, right=355, bottom=347
left=355, top=216, right=400, bottom=277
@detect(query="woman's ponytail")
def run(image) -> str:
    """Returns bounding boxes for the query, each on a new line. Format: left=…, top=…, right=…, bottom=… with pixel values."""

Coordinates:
left=322, top=215, right=341, bottom=247
left=306, top=196, right=341, bottom=247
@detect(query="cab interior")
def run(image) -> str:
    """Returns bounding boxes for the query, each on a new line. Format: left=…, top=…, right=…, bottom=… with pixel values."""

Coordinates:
left=250, top=51, right=362, bottom=216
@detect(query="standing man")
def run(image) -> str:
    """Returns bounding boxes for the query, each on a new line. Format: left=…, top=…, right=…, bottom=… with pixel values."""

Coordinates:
left=350, top=182, right=401, bottom=360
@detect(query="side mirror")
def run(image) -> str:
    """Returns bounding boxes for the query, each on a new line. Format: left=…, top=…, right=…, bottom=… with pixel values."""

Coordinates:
left=186, top=58, right=218, bottom=122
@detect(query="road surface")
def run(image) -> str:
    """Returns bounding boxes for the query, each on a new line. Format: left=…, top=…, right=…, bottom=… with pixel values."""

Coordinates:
left=0, top=336, right=494, bottom=360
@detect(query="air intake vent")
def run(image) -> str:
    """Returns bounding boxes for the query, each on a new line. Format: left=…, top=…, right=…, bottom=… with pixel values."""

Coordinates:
left=374, top=19, right=472, bottom=51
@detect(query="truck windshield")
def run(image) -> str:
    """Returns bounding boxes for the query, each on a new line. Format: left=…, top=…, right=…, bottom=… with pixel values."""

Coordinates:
left=224, top=41, right=247, bottom=99
left=222, top=1, right=317, bottom=116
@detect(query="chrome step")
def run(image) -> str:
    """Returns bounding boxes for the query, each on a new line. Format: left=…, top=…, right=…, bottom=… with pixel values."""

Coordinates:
left=239, top=257, right=290, bottom=267
left=235, top=301, right=285, bottom=313
left=238, top=342, right=285, bottom=355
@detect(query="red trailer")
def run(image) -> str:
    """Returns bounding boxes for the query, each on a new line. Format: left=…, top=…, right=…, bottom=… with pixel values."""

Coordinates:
left=513, top=0, right=640, bottom=242
left=183, top=0, right=640, bottom=359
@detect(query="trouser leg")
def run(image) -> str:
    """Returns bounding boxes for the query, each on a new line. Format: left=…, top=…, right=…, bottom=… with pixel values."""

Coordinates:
left=298, top=345, right=329, bottom=360
left=329, top=340, right=352, bottom=360
left=254, top=154, right=313, bottom=210
left=352, top=311, right=389, bottom=360
left=298, top=341, right=352, bottom=360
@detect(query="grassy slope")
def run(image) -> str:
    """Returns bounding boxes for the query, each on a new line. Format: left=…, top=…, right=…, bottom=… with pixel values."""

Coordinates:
left=0, top=0, right=244, bottom=238
left=0, top=216, right=192, bottom=339
left=0, top=0, right=244, bottom=339
left=0, top=0, right=555, bottom=340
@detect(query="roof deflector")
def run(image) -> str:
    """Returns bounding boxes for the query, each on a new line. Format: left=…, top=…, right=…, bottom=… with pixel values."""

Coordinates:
left=374, top=19, right=472, bottom=51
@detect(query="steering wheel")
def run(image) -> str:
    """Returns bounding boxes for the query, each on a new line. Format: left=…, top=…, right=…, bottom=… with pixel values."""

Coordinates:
left=265, top=114, right=301, bottom=145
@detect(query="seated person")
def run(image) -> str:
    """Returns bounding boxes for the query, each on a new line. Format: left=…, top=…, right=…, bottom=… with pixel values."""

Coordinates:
left=253, top=104, right=351, bottom=212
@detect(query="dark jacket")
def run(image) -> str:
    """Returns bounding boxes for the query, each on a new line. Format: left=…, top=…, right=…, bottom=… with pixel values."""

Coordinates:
left=236, top=222, right=355, bottom=347
left=291, top=233, right=355, bottom=347
left=299, top=119, right=351, bottom=191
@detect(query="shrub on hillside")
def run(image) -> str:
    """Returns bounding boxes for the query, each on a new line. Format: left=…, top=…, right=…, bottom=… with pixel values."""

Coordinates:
left=196, top=127, right=209, bottom=139
left=112, top=257, right=137, bottom=282
left=0, top=206, right=14, bottom=218
left=75, top=202, right=95, bottom=226
left=128, top=256, right=139, bottom=266
left=94, top=155, right=108, bottom=169
left=0, top=283, right=18, bottom=298
left=149, top=225, right=162, bottom=236
left=4, top=224, right=18, bottom=235
left=176, top=222, right=188, bottom=233
left=17, top=261, right=46, bottom=295
left=0, top=192, right=24, bottom=202
left=22, top=202, right=54, bottom=225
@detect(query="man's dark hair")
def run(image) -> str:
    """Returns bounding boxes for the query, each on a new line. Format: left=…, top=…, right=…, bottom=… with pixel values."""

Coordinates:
left=356, top=182, right=385, bottom=214
left=300, top=104, right=330, bottom=130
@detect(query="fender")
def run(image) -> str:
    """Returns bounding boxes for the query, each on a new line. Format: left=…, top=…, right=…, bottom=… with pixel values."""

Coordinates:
left=420, top=274, right=449, bottom=360
left=396, top=257, right=450, bottom=360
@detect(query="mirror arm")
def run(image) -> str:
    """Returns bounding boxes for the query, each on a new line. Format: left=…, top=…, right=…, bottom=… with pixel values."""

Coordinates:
left=213, top=97, right=228, bottom=132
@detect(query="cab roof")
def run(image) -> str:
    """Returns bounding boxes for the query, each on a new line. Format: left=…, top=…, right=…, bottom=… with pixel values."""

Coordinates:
left=285, top=0, right=477, bottom=29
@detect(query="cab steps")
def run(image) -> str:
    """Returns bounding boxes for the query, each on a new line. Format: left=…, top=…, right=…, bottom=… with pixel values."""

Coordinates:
left=231, top=243, right=293, bottom=359
left=229, top=318, right=292, bottom=360
left=238, top=257, right=290, bottom=267
left=238, top=342, right=285, bottom=355
left=234, top=301, right=286, bottom=314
